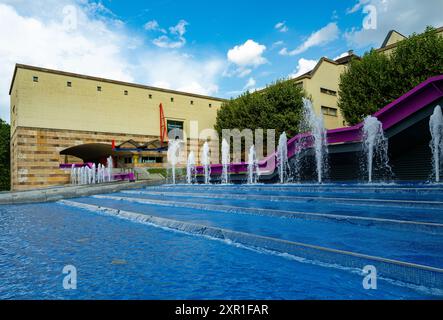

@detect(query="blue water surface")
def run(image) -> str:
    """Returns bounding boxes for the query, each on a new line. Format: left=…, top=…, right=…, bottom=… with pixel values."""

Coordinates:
left=1, top=183, right=442, bottom=299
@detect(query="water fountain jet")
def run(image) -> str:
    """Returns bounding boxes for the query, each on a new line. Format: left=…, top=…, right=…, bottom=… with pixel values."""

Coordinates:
left=301, top=98, right=328, bottom=183
left=106, top=156, right=114, bottom=182
left=430, top=105, right=443, bottom=182
left=201, top=142, right=211, bottom=184
left=362, top=115, right=391, bottom=183
left=247, top=145, right=259, bottom=184
left=186, top=151, right=196, bottom=184
left=277, top=132, right=289, bottom=183
left=221, top=139, right=230, bottom=184
left=167, top=140, right=182, bottom=184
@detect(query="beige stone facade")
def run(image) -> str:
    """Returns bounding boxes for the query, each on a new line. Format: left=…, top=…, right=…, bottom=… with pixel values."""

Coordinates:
left=9, top=64, right=225, bottom=191
left=11, top=126, right=166, bottom=190
left=292, top=55, right=356, bottom=129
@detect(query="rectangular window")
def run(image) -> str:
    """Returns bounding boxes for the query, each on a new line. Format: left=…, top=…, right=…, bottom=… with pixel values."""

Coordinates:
left=97, top=86, right=102, bottom=92
left=149, top=94, right=152, bottom=99
left=33, top=76, right=39, bottom=82
left=295, top=82, right=303, bottom=88
left=167, top=120, right=184, bottom=139
left=67, top=81, right=72, bottom=87
left=321, top=106, right=338, bottom=117
left=124, top=157, right=133, bottom=164
left=320, top=87, right=337, bottom=96
left=170, top=97, right=174, bottom=102
left=209, top=103, right=212, bottom=108
left=190, top=100, right=194, bottom=105
left=124, top=90, right=128, bottom=95
left=141, top=156, right=163, bottom=163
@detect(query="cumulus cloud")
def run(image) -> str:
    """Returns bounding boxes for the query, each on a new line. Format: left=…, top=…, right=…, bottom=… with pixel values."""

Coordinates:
left=274, top=21, right=288, bottom=33
left=279, top=22, right=339, bottom=56
left=0, top=1, right=224, bottom=121
left=345, top=0, right=443, bottom=48
left=289, top=58, right=318, bottom=78
left=150, top=19, right=189, bottom=49
left=227, top=39, right=267, bottom=67
left=226, top=39, right=267, bottom=78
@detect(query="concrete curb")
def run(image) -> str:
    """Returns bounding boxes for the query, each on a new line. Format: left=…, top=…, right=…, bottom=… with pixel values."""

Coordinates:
left=0, top=180, right=165, bottom=205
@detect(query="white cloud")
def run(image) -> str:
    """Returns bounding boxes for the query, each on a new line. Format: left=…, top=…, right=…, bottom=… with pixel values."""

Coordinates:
left=144, top=19, right=165, bottom=33
left=243, top=77, right=256, bottom=90
left=0, top=2, right=133, bottom=87
left=227, top=39, right=267, bottom=67
left=275, top=21, right=288, bottom=33
left=331, top=10, right=339, bottom=20
left=226, top=39, right=267, bottom=79
left=271, top=40, right=284, bottom=49
left=152, top=35, right=185, bottom=49
left=0, top=2, right=224, bottom=121
left=144, top=20, right=158, bottom=30
left=237, top=68, right=252, bottom=77
left=135, top=51, right=224, bottom=96
left=333, top=51, right=349, bottom=60
left=289, top=58, right=318, bottom=78
left=279, top=22, right=339, bottom=56
left=345, top=0, right=443, bottom=48
left=169, top=19, right=187, bottom=36
left=346, top=0, right=370, bottom=14
left=150, top=19, right=189, bottom=49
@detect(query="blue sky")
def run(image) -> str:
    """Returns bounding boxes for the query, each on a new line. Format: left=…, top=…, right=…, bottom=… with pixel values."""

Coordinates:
left=0, top=0, right=442, bottom=121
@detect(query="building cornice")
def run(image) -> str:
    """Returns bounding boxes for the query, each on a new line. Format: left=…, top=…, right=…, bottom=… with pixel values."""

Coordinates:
left=9, top=64, right=227, bottom=102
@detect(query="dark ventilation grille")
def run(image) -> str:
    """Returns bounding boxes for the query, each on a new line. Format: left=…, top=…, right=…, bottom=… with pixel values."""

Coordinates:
left=390, top=142, right=432, bottom=181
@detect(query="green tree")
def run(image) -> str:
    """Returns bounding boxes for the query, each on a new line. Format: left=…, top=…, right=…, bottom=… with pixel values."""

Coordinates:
left=338, top=26, right=443, bottom=125
left=391, top=26, right=443, bottom=97
left=338, top=50, right=394, bottom=125
left=0, top=118, right=10, bottom=191
left=215, top=79, right=306, bottom=141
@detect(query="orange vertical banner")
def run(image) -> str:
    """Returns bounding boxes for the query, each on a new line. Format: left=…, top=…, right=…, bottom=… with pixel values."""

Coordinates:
left=159, top=103, right=167, bottom=146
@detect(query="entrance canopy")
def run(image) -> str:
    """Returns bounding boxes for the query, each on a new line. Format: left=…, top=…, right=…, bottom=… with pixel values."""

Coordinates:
left=60, top=143, right=115, bottom=162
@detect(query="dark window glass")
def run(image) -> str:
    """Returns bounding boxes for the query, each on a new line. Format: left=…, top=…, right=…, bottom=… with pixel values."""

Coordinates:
left=321, top=106, right=338, bottom=117
left=320, top=87, right=337, bottom=96
left=141, top=157, right=163, bottom=163
left=167, top=120, right=184, bottom=139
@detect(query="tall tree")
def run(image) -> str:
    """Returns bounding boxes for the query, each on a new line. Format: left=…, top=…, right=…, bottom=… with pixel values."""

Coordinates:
left=215, top=79, right=306, bottom=141
left=0, top=118, right=10, bottom=191
left=338, top=26, right=443, bottom=125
